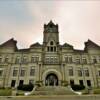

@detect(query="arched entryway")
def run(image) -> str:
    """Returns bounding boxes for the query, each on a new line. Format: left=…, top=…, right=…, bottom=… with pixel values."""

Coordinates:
left=45, top=73, right=58, bottom=86
left=42, top=69, right=62, bottom=86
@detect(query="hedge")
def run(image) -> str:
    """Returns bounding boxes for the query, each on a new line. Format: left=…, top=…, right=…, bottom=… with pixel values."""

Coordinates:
left=17, top=84, right=34, bottom=91
left=71, top=84, right=85, bottom=91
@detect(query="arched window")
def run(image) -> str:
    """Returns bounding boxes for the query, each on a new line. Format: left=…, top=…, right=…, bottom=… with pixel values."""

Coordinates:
left=50, top=41, right=54, bottom=45
left=47, top=41, right=57, bottom=52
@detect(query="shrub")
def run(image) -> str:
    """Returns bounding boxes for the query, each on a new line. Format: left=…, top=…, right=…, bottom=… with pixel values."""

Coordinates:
left=71, top=84, right=85, bottom=91
left=17, top=84, right=34, bottom=91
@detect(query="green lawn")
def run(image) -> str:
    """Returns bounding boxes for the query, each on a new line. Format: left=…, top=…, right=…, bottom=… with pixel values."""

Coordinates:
left=0, top=88, right=12, bottom=96
left=93, top=88, right=100, bottom=94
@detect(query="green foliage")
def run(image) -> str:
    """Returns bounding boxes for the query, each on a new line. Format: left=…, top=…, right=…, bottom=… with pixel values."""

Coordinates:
left=71, top=84, right=85, bottom=91
left=81, top=89, right=89, bottom=94
left=93, top=88, right=100, bottom=94
left=0, top=88, right=12, bottom=96
left=17, top=84, right=34, bottom=91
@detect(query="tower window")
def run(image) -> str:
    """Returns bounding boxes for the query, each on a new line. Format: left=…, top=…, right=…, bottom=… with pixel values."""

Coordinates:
left=50, top=41, right=54, bottom=45
left=50, top=47, right=53, bottom=52
left=47, top=47, right=50, bottom=52
left=54, top=46, right=56, bottom=52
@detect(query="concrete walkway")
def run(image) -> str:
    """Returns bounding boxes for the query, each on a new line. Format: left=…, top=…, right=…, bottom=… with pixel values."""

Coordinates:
left=0, top=95, right=100, bottom=100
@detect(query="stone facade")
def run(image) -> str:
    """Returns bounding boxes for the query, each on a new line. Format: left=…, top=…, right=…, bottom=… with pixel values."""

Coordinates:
left=0, top=21, right=100, bottom=88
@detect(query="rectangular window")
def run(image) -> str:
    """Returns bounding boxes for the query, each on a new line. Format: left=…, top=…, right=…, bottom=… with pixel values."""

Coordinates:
left=45, top=56, right=58, bottom=64
left=50, top=57, right=53, bottom=63
left=15, top=57, right=20, bottom=64
left=22, top=56, right=27, bottom=64
left=98, top=70, right=100, bottom=76
left=54, top=57, right=58, bottom=63
left=82, top=58, right=87, bottom=64
left=20, top=68, right=25, bottom=77
left=69, top=68, right=73, bottom=76
left=69, top=56, right=72, bottom=63
left=5, top=57, right=9, bottom=63
left=79, top=80, right=84, bottom=86
left=29, top=80, right=34, bottom=84
left=50, top=47, right=53, bottom=52
left=19, top=80, right=24, bottom=86
left=77, top=68, right=82, bottom=77
left=0, top=57, right=2, bottom=63
left=92, top=56, right=97, bottom=63
left=31, top=56, right=39, bottom=63
left=31, top=57, right=34, bottom=63
left=30, top=68, right=35, bottom=76
left=70, top=80, right=74, bottom=85
left=45, top=57, right=49, bottom=63
left=65, top=57, right=68, bottom=63
left=11, top=80, right=16, bottom=87
left=93, top=59, right=97, bottom=63
left=65, top=56, right=72, bottom=63
left=76, top=58, right=81, bottom=64
left=13, top=68, right=18, bottom=77
left=99, top=56, right=100, bottom=63
left=84, top=68, right=89, bottom=77
left=0, top=70, right=3, bottom=76
left=87, top=80, right=91, bottom=87
left=54, top=46, right=56, bottom=52
left=47, top=47, right=50, bottom=52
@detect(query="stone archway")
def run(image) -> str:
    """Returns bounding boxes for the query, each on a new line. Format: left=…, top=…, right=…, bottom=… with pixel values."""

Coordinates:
left=42, top=69, right=62, bottom=86
left=45, top=73, right=58, bottom=86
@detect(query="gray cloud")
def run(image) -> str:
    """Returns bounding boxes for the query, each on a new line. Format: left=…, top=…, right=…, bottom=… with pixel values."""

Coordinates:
left=0, top=1, right=100, bottom=49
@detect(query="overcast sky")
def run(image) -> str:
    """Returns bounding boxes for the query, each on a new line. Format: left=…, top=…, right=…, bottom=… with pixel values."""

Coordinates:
left=0, top=0, right=100, bottom=49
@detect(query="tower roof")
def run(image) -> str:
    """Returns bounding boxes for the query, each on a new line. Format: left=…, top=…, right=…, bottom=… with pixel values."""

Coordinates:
left=44, top=20, right=58, bottom=33
left=47, top=20, right=55, bottom=26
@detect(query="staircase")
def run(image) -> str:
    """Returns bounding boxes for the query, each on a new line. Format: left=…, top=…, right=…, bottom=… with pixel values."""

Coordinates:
left=31, top=86, right=76, bottom=95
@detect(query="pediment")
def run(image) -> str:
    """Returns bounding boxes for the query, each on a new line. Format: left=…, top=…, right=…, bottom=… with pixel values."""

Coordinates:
left=0, top=38, right=17, bottom=50
left=85, top=39, right=100, bottom=50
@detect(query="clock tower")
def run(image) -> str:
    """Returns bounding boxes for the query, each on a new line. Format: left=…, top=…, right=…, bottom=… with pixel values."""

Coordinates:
left=43, top=20, right=59, bottom=46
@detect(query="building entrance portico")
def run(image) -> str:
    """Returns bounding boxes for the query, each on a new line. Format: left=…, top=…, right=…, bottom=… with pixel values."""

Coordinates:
left=42, top=69, right=62, bottom=86
left=45, top=73, right=58, bottom=86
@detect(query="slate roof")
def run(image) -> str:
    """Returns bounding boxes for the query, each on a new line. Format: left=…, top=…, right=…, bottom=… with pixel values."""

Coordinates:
left=30, top=42, right=42, bottom=48
left=62, top=43, right=73, bottom=48
left=84, top=39, right=100, bottom=50
left=0, top=38, right=18, bottom=50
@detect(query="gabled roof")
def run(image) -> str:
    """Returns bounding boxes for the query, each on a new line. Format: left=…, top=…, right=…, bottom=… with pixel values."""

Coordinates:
left=62, top=43, right=73, bottom=49
left=30, top=42, right=42, bottom=48
left=84, top=39, right=100, bottom=50
left=0, top=38, right=17, bottom=50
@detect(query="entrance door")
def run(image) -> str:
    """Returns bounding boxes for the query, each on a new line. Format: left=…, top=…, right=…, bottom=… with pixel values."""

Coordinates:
left=70, top=80, right=74, bottom=85
left=19, top=80, right=24, bottom=86
left=11, top=80, right=16, bottom=87
left=79, top=80, right=84, bottom=86
left=45, top=73, right=58, bottom=86
left=87, top=80, right=91, bottom=87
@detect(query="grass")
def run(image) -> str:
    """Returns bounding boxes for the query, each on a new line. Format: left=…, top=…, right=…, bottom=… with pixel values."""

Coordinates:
left=0, top=88, right=12, bottom=96
left=93, top=88, right=100, bottom=94
left=80, top=89, right=89, bottom=94
left=16, top=90, right=25, bottom=96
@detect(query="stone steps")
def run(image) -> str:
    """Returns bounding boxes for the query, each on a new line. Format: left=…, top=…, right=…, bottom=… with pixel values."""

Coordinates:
left=31, top=86, right=76, bottom=95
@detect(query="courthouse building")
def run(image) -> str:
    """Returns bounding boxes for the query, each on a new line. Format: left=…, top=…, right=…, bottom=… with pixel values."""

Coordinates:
left=0, top=21, right=100, bottom=88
